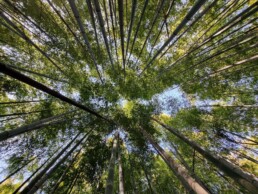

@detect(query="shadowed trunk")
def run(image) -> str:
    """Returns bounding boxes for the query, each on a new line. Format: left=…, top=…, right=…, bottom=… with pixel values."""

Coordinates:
left=139, top=127, right=210, bottom=194
left=152, top=118, right=258, bottom=193
left=0, top=63, right=110, bottom=122
left=118, top=136, right=125, bottom=194
left=20, top=133, right=81, bottom=194
left=105, top=133, right=118, bottom=194
left=0, top=110, right=75, bottom=141
left=26, top=132, right=90, bottom=194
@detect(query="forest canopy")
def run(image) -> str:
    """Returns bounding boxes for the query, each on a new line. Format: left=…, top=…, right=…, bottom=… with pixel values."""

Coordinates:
left=0, top=0, right=257, bottom=193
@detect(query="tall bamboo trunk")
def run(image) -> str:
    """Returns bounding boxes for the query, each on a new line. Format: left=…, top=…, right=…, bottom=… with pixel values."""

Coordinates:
left=105, top=133, right=119, bottom=194
left=7, top=64, right=68, bottom=83
left=46, top=0, right=83, bottom=48
left=92, top=0, right=114, bottom=69
left=0, top=109, right=53, bottom=118
left=118, top=0, right=125, bottom=71
left=27, top=132, right=89, bottom=194
left=20, top=133, right=81, bottom=194
left=141, top=0, right=207, bottom=74
left=134, top=0, right=166, bottom=64
left=127, top=0, right=149, bottom=67
left=0, top=63, right=110, bottom=122
left=0, top=12, right=63, bottom=73
left=0, top=111, right=74, bottom=141
left=118, top=137, right=125, bottom=194
left=139, top=127, right=210, bottom=194
left=0, top=100, right=42, bottom=105
left=50, top=149, right=82, bottom=193
left=152, top=118, right=258, bottom=193
left=157, top=1, right=257, bottom=78
left=108, top=0, right=119, bottom=63
left=170, top=143, right=211, bottom=193
left=0, top=157, right=36, bottom=184
left=13, top=146, right=62, bottom=194
left=125, top=0, right=137, bottom=59
left=85, top=0, right=101, bottom=54
left=67, top=0, right=103, bottom=83
left=128, top=154, right=137, bottom=194
left=142, top=162, right=155, bottom=194
left=66, top=171, right=80, bottom=194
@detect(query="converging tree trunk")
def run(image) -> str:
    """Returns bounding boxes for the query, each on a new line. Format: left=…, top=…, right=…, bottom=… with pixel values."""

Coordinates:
left=138, top=127, right=210, bottom=194
left=118, top=136, right=125, bottom=194
left=26, top=132, right=89, bottom=194
left=50, top=149, right=82, bottom=193
left=105, top=133, right=119, bottom=194
left=0, top=63, right=110, bottom=122
left=141, top=0, right=207, bottom=74
left=0, top=111, right=74, bottom=141
left=152, top=118, right=258, bottom=193
left=13, top=146, right=63, bottom=194
left=20, top=133, right=81, bottom=194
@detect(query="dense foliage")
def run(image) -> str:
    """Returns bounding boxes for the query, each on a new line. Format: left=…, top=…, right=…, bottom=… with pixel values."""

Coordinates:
left=0, top=0, right=257, bottom=193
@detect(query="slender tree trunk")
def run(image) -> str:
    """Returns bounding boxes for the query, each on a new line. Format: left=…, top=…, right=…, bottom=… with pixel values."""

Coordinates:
left=0, top=111, right=74, bottom=141
left=198, top=104, right=258, bottom=109
left=85, top=0, right=101, bottom=55
left=148, top=0, right=174, bottom=58
left=160, top=0, right=219, bottom=59
left=176, top=42, right=258, bottom=89
left=3, top=0, right=55, bottom=41
left=50, top=149, right=82, bottom=193
left=0, top=100, right=42, bottom=105
left=176, top=33, right=257, bottom=77
left=66, top=171, right=80, bottom=194
left=0, top=12, right=64, bottom=74
left=220, top=128, right=258, bottom=145
left=157, top=2, right=256, bottom=78
left=134, top=0, right=166, bottom=67
left=152, top=118, right=258, bottom=193
left=126, top=0, right=149, bottom=67
left=20, top=133, right=81, bottom=194
left=67, top=0, right=103, bottom=83
left=139, top=127, right=210, bottom=194
left=142, top=163, right=155, bottom=194
left=118, top=0, right=125, bottom=73
left=105, top=133, right=118, bottom=194
left=0, top=63, right=111, bottom=122
left=172, top=144, right=212, bottom=193
left=6, top=64, right=68, bottom=83
left=26, top=132, right=89, bottom=194
left=125, top=0, right=137, bottom=59
left=0, top=109, right=50, bottom=118
left=0, top=157, right=36, bottom=184
left=118, top=137, right=125, bottom=194
left=92, top=0, right=114, bottom=69
left=0, top=116, right=20, bottom=123
left=102, top=0, right=112, bottom=53
left=141, top=0, right=207, bottom=74
left=128, top=154, right=137, bottom=194
left=108, top=0, right=119, bottom=64
left=13, top=146, right=62, bottom=194
left=46, top=0, right=83, bottom=48
left=207, top=55, right=258, bottom=77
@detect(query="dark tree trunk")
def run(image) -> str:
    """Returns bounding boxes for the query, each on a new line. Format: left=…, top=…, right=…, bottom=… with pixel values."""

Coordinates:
left=139, top=127, right=210, bottom=194
left=20, top=133, right=81, bottom=194
left=0, top=63, right=110, bottom=122
left=0, top=111, right=74, bottom=141
left=105, top=133, right=118, bottom=194
left=27, top=132, right=89, bottom=194
left=152, top=118, right=258, bottom=193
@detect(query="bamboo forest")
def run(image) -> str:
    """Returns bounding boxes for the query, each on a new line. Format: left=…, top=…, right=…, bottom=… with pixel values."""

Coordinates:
left=0, top=0, right=258, bottom=193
